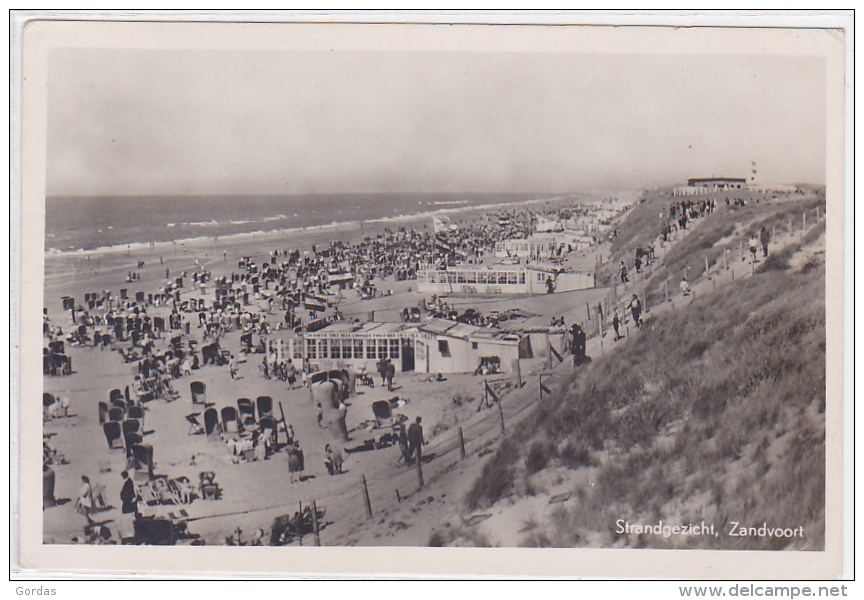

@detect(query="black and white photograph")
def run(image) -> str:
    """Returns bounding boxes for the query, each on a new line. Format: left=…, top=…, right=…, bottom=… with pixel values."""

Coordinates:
left=15, top=13, right=848, bottom=579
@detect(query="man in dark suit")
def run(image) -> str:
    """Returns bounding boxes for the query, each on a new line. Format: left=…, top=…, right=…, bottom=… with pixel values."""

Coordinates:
left=407, top=417, right=424, bottom=465
left=119, top=471, right=138, bottom=544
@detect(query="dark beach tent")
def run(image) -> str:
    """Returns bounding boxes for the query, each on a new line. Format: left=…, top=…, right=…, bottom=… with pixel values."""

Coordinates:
left=221, top=406, right=239, bottom=434
left=131, top=443, right=154, bottom=480
left=372, top=400, right=393, bottom=429
left=43, top=393, right=55, bottom=408
left=328, top=369, right=348, bottom=386
left=256, top=396, right=274, bottom=419
left=134, top=517, right=174, bottom=545
left=108, top=407, right=125, bottom=422
left=190, top=381, right=206, bottom=405
left=98, top=401, right=110, bottom=425
left=56, top=354, right=72, bottom=375
left=199, top=471, right=220, bottom=501
left=110, top=388, right=124, bottom=404
left=122, top=419, right=141, bottom=437
left=124, top=432, right=143, bottom=456
left=43, top=466, right=56, bottom=509
left=103, top=421, right=123, bottom=450
left=203, top=407, right=220, bottom=436
left=240, top=332, right=253, bottom=352
left=309, top=371, right=328, bottom=386
left=237, top=398, right=255, bottom=426
left=127, top=404, right=144, bottom=423
left=258, top=417, right=278, bottom=445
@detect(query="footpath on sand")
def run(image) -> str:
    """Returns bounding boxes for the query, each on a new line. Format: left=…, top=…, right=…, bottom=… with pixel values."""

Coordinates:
left=318, top=205, right=827, bottom=547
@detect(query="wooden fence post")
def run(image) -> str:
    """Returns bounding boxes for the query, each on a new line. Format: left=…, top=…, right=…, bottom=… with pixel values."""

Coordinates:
left=664, top=278, right=669, bottom=302
left=311, top=500, right=321, bottom=546
left=598, top=313, right=603, bottom=353
left=724, top=248, right=728, bottom=270
left=361, top=474, right=373, bottom=518
left=497, top=398, right=506, bottom=434
left=458, top=427, right=466, bottom=460
left=705, top=256, right=710, bottom=280
left=416, top=452, right=424, bottom=489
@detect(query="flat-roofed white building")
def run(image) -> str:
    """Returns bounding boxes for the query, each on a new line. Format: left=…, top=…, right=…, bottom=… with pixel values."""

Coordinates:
left=267, top=321, right=418, bottom=373
left=417, top=265, right=594, bottom=295
left=414, top=318, right=530, bottom=374
left=494, top=232, right=592, bottom=259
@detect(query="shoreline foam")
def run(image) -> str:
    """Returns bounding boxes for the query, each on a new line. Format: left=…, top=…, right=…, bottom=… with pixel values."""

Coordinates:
left=44, top=194, right=603, bottom=259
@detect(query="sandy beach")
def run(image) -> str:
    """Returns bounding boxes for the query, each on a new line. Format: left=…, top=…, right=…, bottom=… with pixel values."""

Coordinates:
left=41, top=197, right=614, bottom=547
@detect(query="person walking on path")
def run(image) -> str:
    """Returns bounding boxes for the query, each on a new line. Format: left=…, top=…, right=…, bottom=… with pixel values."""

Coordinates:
left=395, top=423, right=409, bottom=466
left=287, top=442, right=303, bottom=483
left=629, top=294, right=642, bottom=330
left=760, top=226, right=771, bottom=258
left=612, top=311, right=623, bottom=341
left=406, top=417, right=424, bottom=465
left=749, top=234, right=759, bottom=263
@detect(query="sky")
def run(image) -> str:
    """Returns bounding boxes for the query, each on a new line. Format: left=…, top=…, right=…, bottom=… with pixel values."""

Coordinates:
left=46, top=47, right=827, bottom=196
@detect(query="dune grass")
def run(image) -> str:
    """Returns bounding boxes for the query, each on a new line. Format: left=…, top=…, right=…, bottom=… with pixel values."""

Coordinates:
left=465, top=254, right=826, bottom=550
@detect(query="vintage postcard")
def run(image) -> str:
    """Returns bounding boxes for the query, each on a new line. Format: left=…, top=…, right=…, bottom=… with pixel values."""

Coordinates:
left=14, top=13, right=849, bottom=578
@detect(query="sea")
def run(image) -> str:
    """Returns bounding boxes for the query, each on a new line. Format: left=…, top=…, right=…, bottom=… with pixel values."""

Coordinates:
left=44, top=192, right=576, bottom=254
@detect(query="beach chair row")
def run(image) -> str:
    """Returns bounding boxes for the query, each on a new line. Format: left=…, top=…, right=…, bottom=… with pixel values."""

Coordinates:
left=187, top=402, right=278, bottom=440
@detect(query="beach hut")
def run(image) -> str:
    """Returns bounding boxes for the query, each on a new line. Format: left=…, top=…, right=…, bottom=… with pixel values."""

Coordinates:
left=414, top=318, right=526, bottom=375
